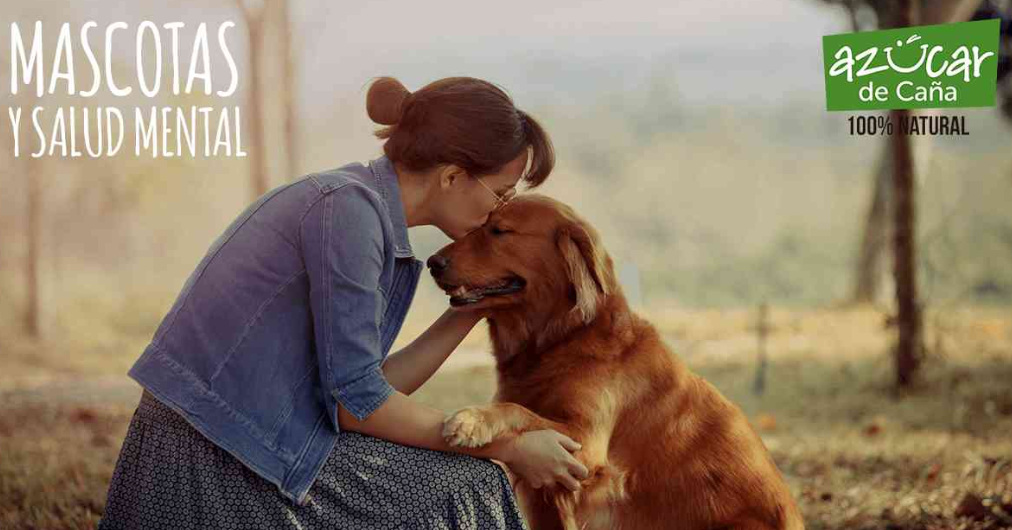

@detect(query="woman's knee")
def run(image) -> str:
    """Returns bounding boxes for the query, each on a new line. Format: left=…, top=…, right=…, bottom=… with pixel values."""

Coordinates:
left=337, top=431, right=509, bottom=490
left=435, top=454, right=509, bottom=492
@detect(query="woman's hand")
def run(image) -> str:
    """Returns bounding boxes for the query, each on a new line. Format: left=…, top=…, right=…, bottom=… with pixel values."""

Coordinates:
left=500, top=429, right=590, bottom=492
left=381, top=308, right=484, bottom=395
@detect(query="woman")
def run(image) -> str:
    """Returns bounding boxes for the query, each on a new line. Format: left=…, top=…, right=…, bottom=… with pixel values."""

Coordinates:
left=98, top=76, right=589, bottom=529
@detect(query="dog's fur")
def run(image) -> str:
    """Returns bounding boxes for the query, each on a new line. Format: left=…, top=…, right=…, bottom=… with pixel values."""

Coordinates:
left=430, top=194, right=804, bottom=530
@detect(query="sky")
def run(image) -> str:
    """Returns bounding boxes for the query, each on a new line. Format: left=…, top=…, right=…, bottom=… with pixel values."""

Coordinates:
left=293, top=0, right=850, bottom=106
left=5, top=0, right=853, bottom=111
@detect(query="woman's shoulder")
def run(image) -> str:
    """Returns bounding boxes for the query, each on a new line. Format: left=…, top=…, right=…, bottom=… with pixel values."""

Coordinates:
left=302, top=160, right=378, bottom=197
left=294, top=157, right=407, bottom=256
left=295, top=161, right=390, bottom=225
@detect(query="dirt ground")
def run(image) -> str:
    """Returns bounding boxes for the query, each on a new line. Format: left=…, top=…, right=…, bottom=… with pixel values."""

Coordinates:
left=1, top=305, right=1010, bottom=529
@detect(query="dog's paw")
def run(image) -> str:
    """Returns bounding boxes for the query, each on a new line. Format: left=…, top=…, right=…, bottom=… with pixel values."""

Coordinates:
left=442, top=407, right=496, bottom=448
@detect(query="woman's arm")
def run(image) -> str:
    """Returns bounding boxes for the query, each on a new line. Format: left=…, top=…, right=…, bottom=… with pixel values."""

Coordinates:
left=371, top=310, right=589, bottom=490
left=338, top=390, right=503, bottom=458
left=337, top=390, right=589, bottom=491
left=300, top=187, right=587, bottom=489
left=381, top=307, right=483, bottom=395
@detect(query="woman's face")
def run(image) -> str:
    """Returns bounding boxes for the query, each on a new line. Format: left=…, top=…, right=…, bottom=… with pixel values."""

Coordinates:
left=432, top=150, right=528, bottom=241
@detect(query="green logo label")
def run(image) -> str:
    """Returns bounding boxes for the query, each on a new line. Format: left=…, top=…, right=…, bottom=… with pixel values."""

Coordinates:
left=823, top=19, right=1000, bottom=111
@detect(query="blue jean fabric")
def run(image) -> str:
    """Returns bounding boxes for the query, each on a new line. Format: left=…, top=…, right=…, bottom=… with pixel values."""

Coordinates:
left=128, top=154, right=423, bottom=506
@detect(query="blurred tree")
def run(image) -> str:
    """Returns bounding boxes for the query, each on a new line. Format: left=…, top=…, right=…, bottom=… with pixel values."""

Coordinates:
left=819, top=0, right=998, bottom=386
left=235, top=0, right=269, bottom=200
left=890, top=0, right=920, bottom=388
left=23, top=98, right=43, bottom=339
left=25, top=165, right=39, bottom=338
left=267, top=0, right=300, bottom=179
left=0, top=56, right=9, bottom=323
left=971, top=1, right=1012, bottom=122
left=852, top=137, right=893, bottom=304
left=823, top=0, right=986, bottom=305
left=236, top=0, right=301, bottom=195
left=1, top=44, right=43, bottom=338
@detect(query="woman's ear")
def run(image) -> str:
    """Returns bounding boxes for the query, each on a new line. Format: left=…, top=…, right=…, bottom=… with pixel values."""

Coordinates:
left=438, top=164, right=469, bottom=191
left=557, top=221, right=612, bottom=323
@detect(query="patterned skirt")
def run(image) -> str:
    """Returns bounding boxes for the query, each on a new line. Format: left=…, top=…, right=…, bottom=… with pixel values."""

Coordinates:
left=98, top=390, right=530, bottom=529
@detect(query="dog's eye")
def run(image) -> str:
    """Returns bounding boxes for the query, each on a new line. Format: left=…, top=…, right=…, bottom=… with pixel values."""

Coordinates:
left=490, top=226, right=512, bottom=236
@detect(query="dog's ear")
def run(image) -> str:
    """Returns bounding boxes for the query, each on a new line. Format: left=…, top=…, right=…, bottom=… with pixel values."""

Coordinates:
left=557, top=221, right=611, bottom=323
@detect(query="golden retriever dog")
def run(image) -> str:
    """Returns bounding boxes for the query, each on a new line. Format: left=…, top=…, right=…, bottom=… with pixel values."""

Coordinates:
left=427, top=194, right=804, bottom=530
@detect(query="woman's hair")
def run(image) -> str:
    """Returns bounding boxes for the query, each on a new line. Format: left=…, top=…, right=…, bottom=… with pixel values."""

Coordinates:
left=365, top=76, right=554, bottom=188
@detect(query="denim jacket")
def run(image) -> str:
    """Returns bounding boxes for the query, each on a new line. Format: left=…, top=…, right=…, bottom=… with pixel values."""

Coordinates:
left=128, top=154, right=423, bottom=506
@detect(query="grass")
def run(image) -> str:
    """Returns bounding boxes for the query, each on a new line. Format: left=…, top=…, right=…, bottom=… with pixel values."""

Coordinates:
left=1, top=305, right=1010, bottom=529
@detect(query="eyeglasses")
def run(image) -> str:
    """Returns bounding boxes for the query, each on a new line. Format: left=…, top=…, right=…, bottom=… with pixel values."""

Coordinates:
left=475, top=177, right=518, bottom=211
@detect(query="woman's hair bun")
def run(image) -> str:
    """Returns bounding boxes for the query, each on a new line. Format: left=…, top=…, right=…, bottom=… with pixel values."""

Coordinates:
left=366, top=77, right=411, bottom=125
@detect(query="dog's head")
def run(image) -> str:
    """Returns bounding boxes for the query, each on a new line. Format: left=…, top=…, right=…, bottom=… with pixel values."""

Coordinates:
left=428, top=194, right=615, bottom=326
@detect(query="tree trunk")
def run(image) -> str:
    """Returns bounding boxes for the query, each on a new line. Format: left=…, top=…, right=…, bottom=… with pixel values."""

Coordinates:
left=274, top=0, right=298, bottom=180
left=852, top=143, right=892, bottom=304
left=25, top=150, right=41, bottom=338
left=891, top=0, right=922, bottom=388
left=850, top=0, right=980, bottom=305
left=891, top=106, right=922, bottom=387
left=244, top=6, right=269, bottom=200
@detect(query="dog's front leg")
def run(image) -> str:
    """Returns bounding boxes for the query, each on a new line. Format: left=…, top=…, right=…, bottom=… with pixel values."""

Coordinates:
left=442, top=402, right=564, bottom=448
left=444, top=404, right=614, bottom=530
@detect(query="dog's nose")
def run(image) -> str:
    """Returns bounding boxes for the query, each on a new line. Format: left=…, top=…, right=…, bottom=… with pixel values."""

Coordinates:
left=427, top=254, right=449, bottom=277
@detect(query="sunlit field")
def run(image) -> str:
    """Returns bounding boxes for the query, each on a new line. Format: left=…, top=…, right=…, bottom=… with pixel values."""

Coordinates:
left=2, top=4, right=1011, bottom=528
left=2, top=304, right=1010, bottom=530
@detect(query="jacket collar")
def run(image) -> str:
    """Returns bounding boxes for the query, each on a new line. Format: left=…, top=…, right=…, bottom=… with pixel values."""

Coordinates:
left=368, top=154, right=415, bottom=258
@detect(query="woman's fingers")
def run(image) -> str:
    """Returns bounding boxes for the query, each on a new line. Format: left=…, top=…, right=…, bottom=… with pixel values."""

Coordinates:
left=556, top=432, right=582, bottom=452
left=558, top=473, right=582, bottom=492
left=553, top=431, right=589, bottom=480
left=567, top=458, right=590, bottom=480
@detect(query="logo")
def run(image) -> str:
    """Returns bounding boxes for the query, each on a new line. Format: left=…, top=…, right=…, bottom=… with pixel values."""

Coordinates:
left=823, top=19, right=1000, bottom=111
